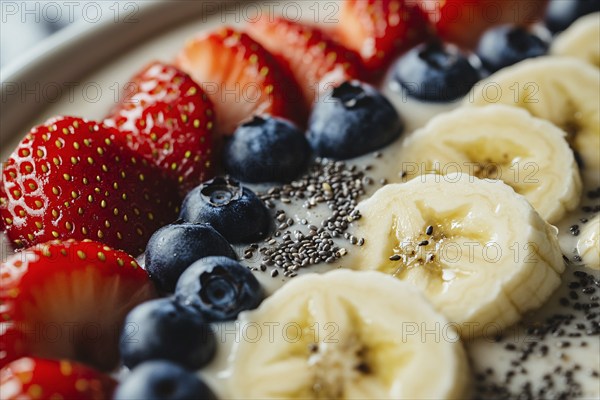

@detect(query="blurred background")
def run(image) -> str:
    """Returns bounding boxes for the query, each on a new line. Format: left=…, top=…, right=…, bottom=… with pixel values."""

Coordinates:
left=1, top=0, right=117, bottom=68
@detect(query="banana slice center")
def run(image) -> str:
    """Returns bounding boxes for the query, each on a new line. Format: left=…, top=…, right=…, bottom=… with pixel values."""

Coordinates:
left=447, top=138, right=529, bottom=182
left=308, top=336, right=371, bottom=399
left=303, top=299, right=413, bottom=399
left=387, top=202, right=491, bottom=287
left=228, top=270, right=470, bottom=399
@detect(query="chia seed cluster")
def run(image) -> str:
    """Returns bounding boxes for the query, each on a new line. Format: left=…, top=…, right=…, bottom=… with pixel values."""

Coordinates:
left=580, top=187, right=600, bottom=215
left=242, top=157, right=375, bottom=278
left=474, top=268, right=600, bottom=399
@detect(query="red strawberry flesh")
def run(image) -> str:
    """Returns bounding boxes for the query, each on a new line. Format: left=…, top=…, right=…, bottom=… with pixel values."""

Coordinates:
left=0, top=357, right=117, bottom=400
left=105, top=62, right=216, bottom=193
left=247, top=17, right=366, bottom=105
left=0, top=240, right=156, bottom=370
left=418, top=0, right=548, bottom=48
left=0, top=116, right=181, bottom=255
left=337, top=0, right=431, bottom=75
left=175, top=27, right=306, bottom=135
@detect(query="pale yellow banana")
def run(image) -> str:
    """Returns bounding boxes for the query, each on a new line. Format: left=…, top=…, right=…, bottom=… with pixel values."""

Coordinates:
left=396, top=104, right=581, bottom=223
left=348, top=174, right=565, bottom=338
left=551, top=13, right=600, bottom=68
left=466, top=57, right=600, bottom=183
left=577, top=214, right=600, bottom=270
left=227, top=270, right=470, bottom=400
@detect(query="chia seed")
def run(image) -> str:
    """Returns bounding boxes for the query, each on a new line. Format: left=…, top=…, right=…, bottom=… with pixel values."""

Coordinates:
left=582, top=204, right=600, bottom=213
left=255, top=157, right=373, bottom=277
left=587, top=187, right=600, bottom=199
left=504, top=343, right=516, bottom=351
left=569, top=224, right=580, bottom=236
left=474, top=268, right=599, bottom=399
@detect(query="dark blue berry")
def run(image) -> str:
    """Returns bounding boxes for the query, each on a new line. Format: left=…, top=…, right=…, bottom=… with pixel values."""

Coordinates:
left=224, top=115, right=311, bottom=183
left=392, top=42, right=483, bottom=102
left=545, top=0, right=600, bottom=33
left=175, top=256, right=264, bottom=322
left=476, top=25, right=549, bottom=73
left=307, top=81, right=403, bottom=159
left=180, top=176, right=271, bottom=244
left=119, top=298, right=216, bottom=369
left=114, top=360, right=217, bottom=400
left=145, top=222, right=237, bottom=292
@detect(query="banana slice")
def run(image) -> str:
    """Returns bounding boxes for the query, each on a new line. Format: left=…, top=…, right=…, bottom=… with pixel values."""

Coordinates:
left=551, top=13, right=600, bottom=68
left=349, top=173, right=565, bottom=338
left=227, top=270, right=470, bottom=400
left=577, top=214, right=600, bottom=270
left=466, top=57, right=600, bottom=183
left=396, top=105, right=581, bottom=223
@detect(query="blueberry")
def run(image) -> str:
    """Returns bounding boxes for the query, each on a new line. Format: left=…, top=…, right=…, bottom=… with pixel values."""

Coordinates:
left=114, top=360, right=217, bottom=400
left=224, top=115, right=311, bottom=183
left=307, top=81, right=403, bottom=159
left=476, top=25, right=549, bottom=73
left=175, top=256, right=264, bottom=321
left=545, top=0, right=600, bottom=33
left=179, top=176, right=271, bottom=244
left=145, top=222, right=237, bottom=292
left=119, top=298, right=216, bottom=369
left=392, top=41, right=483, bottom=102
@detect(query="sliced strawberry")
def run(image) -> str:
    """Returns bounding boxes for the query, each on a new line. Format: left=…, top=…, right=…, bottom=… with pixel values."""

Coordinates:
left=337, top=0, right=432, bottom=76
left=105, top=62, right=215, bottom=194
left=0, top=357, right=117, bottom=400
left=176, top=27, right=306, bottom=135
left=0, top=116, right=181, bottom=255
left=419, top=0, right=548, bottom=48
left=0, top=185, right=6, bottom=232
left=0, top=240, right=156, bottom=370
left=247, top=17, right=366, bottom=106
left=0, top=328, right=27, bottom=368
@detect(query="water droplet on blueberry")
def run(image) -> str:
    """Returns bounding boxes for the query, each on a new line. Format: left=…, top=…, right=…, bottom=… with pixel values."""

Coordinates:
left=200, top=176, right=242, bottom=207
left=181, top=176, right=271, bottom=243
left=308, top=80, right=404, bottom=159
left=332, top=81, right=369, bottom=108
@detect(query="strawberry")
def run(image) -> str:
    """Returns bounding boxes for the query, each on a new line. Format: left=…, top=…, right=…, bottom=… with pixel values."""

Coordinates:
left=336, top=0, right=431, bottom=76
left=105, top=62, right=215, bottom=194
left=0, top=357, right=117, bottom=400
left=0, top=185, right=6, bottom=231
left=247, top=17, right=366, bottom=106
left=0, top=240, right=156, bottom=370
left=0, top=116, right=181, bottom=255
left=175, top=27, right=306, bottom=135
left=0, top=328, right=27, bottom=369
left=419, top=0, right=548, bottom=48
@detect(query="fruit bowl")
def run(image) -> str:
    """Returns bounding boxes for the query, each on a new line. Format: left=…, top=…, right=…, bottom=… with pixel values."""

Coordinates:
left=1, top=1, right=599, bottom=399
